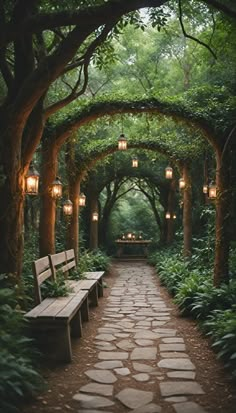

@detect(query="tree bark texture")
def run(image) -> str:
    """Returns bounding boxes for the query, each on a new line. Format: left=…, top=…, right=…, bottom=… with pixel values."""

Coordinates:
left=89, top=196, right=99, bottom=251
left=167, top=180, right=176, bottom=245
left=183, top=164, right=192, bottom=257
left=66, top=180, right=81, bottom=262
left=39, top=142, right=59, bottom=257
left=213, top=149, right=231, bottom=286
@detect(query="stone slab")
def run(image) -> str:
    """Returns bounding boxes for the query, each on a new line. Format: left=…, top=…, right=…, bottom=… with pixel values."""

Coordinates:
left=131, top=347, right=157, bottom=360
left=159, top=344, right=186, bottom=352
left=162, top=338, right=184, bottom=343
left=116, top=388, right=153, bottom=409
left=160, top=381, right=204, bottom=397
left=135, top=339, right=154, bottom=346
left=165, top=397, right=188, bottom=403
left=98, top=351, right=128, bottom=360
left=85, top=369, right=117, bottom=384
left=94, top=360, right=123, bottom=370
left=130, top=403, right=162, bottom=413
left=173, top=402, right=208, bottom=413
left=95, top=334, right=116, bottom=341
left=133, top=362, right=157, bottom=373
left=160, top=352, right=189, bottom=358
left=167, top=371, right=196, bottom=379
left=116, top=339, right=136, bottom=350
left=114, top=367, right=130, bottom=376
left=133, top=373, right=150, bottom=382
left=158, top=359, right=195, bottom=370
left=80, top=383, right=113, bottom=396
left=72, top=393, right=114, bottom=408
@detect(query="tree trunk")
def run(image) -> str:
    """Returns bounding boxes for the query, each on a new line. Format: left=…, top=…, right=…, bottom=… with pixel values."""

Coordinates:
left=0, top=155, right=24, bottom=277
left=67, top=180, right=81, bottom=262
left=167, top=180, right=176, bottom=245
left=213, top=148, right=231, bottom=286
left=39, top=142, right=58, bottom=257
left=183, top=164, right=192, bottom=257
left=90, top=196, right=99, bottom=250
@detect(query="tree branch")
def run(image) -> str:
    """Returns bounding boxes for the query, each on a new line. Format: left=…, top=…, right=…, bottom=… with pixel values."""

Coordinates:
left=178, top=0, right=217, bottom=60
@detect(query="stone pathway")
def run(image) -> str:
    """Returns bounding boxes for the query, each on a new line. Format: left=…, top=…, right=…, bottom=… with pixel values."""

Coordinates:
left=72, top=261, right=208, bottom=413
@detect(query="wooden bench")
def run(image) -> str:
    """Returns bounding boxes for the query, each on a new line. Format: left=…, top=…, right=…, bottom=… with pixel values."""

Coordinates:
left=49, top=249, right=105, bottom=304
left=25, top=256, right=89, bottom=362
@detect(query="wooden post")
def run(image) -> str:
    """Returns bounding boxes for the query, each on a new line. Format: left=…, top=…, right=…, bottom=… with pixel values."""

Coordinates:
left=182, top=164, right=192, bottom=257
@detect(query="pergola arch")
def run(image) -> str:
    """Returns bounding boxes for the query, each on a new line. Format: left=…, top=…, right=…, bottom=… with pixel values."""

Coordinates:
left=41, top=94, right=233, bottom=285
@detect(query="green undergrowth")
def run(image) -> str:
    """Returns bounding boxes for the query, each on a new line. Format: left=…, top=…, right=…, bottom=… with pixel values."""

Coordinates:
left=0, top=275, right=43, bottom=413
left=68, top=249, right=111, bottom=280
left=149, top=247, right=236, bottom=377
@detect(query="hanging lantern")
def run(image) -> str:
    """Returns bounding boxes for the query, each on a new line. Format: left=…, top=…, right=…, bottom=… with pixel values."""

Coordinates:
left=79, top=193, right=86, bottom=206
left=132, top=233, right=136, bottom=240
left=127, top=232, right=132, bottom=239
left=92, top=212, right=99, bottom=222
left=132, top=157, right=138, bottom=168
left=118, top=133, right=127, bottom=150
left=203, top=184, right=208, bottom=194
left=63, top=199, right=73, bottom=216
left=209, top=183, right=217, bottom=199
left=165, top=212, right=171, bottom=219
left=121, top=233, right=126, bottom=240
left=165, top=166, right=173, bottom=179
left=173, top=214, right=177, bottom=219
left=25, top=163, right=40, bottom=195
left=50, top=177, right=63, bottom=199
left=179, top=177, right=186, bottom=189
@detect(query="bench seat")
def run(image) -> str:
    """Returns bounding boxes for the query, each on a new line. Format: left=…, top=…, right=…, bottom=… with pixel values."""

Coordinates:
left=83, top=271, right=105, bottom=297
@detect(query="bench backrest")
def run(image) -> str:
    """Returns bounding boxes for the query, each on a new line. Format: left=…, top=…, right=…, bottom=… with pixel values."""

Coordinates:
left=32, top=256, right=54, bottom=304
left=49, top=249, right=76, bottom=279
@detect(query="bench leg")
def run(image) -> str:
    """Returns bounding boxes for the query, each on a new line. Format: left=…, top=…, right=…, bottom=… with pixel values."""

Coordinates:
left=71, top=310, right=82, bottom=338
left=81, top=297, right=89, bottom=322
left=55, top=325, right=72, bottom=362
left=97, top=280, right=104, bottom=297
left=90, top=284, right=99, bottom=307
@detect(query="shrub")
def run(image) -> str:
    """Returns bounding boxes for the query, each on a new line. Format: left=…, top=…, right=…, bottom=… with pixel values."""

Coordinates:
left=41, top=271, right=71, bottom=298
left=174, top=271, right=211, bottom=315
left=157, top=255, right=190, bottom=295
left=0, top=283, right=43, bottom=413
left=70, top=249, right=111, bottom=279
left=191, top=281, right=236, bottom=319
left=204, top=308, right=236, bottom=376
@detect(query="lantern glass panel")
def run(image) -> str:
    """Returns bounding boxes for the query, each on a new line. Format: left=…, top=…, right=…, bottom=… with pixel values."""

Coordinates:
left=25, top=165, right=39, bottom=195
left=209, top=184, right=217, bottom=199
left=63, top=200, right=73, bottom=216
left=118, top=134, right=127, bottom=150
left=79, top=193, right=86, bottom=206
left=165, top=166, right=173, bottom=179
left=179, top=178, right=186, bottom=189
left=165, top=212, right=171, bottom=219
left=92, top=212, right=98, bottom=221
left=51, top=178, right=62, bottom=199
left=203, top=184, right=208, bottom=194
left=132, top=158, right=138, bottom=167
left=127, top=232, right=132, bottom=239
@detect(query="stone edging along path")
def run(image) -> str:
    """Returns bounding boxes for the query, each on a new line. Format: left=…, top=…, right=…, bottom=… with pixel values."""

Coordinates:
left=71, top=261, right=209, bottom=413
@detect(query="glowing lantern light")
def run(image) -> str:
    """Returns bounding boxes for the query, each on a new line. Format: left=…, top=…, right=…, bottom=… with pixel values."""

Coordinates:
left=209, top=183, right=217, bottom=199
left=25, top=163, right=40, bottom=195
left=132, top=157, right=138, bottom=168
left=203, top=184, right=208, bottom=194
left=127, top=232, right=132, bottom=239
left=92, top=212, right=98, bottom=221
left=179, top=177, right=186, bottom=189
left=165, top=212, right=171, bottom=219
left=173, top=214, right=177, bottom=219
left=51, top=177, right=63, bottom=199
left=118, top=133, right=127, bottom=150
left=63, top=199, right=73, bottom=216
left=165, top=166, right=173, bottom=179
left=79, top=193, right=86, bottom=206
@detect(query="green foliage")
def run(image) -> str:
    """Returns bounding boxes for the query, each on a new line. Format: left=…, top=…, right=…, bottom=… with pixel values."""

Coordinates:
left=0, top=284, right=43, bottom=413
left=203, top=308, right=236, bottom=376
left=41, top=271, right=71, bottom=298
left=156, top=253, right=190, bottom=295
left=69, top=250, right=111, bottom=279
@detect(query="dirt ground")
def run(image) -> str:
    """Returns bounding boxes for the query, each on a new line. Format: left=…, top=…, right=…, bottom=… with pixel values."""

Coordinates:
left=23, top=262, right=236, bottom=413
